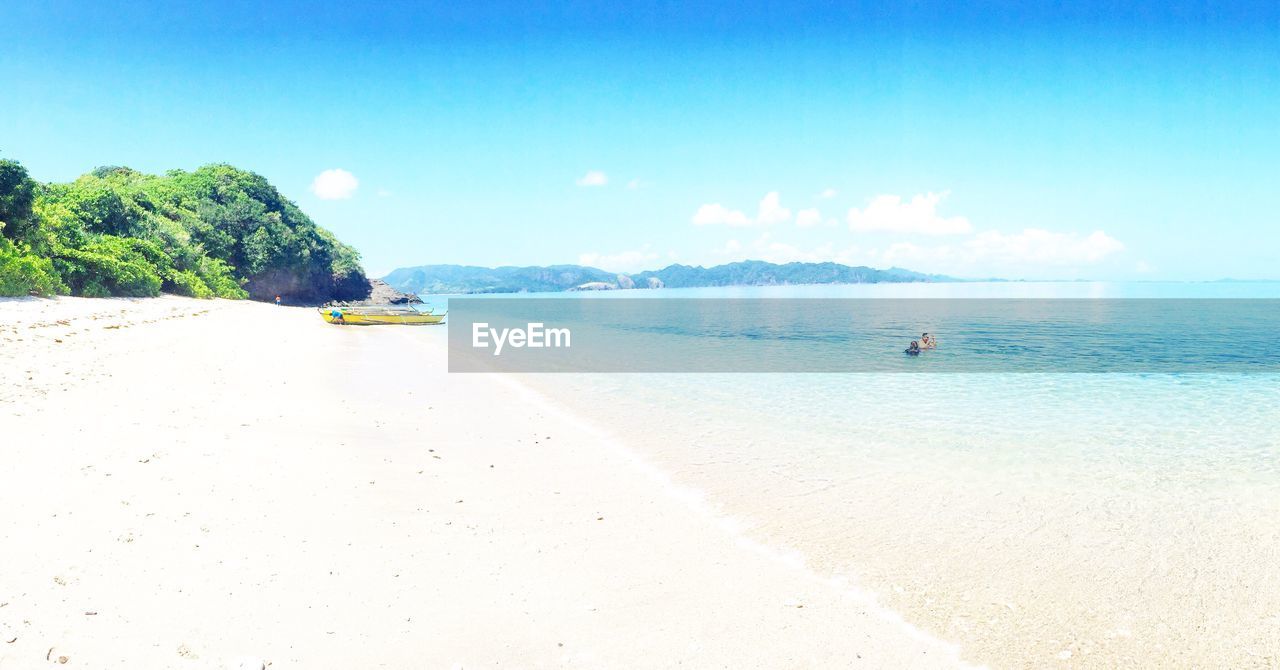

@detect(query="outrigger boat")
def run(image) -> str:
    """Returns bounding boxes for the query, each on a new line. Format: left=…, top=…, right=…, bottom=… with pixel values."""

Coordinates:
left=319, top=305, right=445, bottom=325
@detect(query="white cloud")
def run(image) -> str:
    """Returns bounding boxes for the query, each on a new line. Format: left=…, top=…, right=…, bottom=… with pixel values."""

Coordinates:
left=877, top=241, right=954, bottom=267
left=712, top=233, right=863, bottom=266
left=692, top=203, right=752, bottom=227
left=696, top=188, right=1126, bottom=278
left=819, top=188, right=838, bottom=199
left=847, top=191, right=972, bottom=235
left=703, top=227, right=1124, bottom=278
left=691, top=191, right=791, bottom=227
left=963, top=229, right=1124, bottom=265
left=876, top=229, right=1125, bottom=272
left=576, top=170, right=608, bottom=187
left=795, top=208, right=823, bottom=228
left=310, top=169, right=359, bottom=200
left=756, top=191, right=791, bottom=225
left=579, top=244, right=661, bottom=272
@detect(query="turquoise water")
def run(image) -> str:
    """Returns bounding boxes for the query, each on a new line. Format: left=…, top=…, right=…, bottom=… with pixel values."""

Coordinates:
left=432, top=283, right=1280, bottom=487
left=431, top=282, right=1280, bottom=666
left=480, top=280, right=1280, bottom=498
left=430, top=282, right=1280, bottom=486
left=437, top=281, right=1280, bottom=373
left=448, top=297, right=1280, bottom=372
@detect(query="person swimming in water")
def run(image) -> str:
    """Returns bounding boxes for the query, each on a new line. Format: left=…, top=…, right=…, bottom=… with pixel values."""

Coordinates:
left=921, top=332, right=936, bottom=349
left=905, top=340, right=921, bottom=355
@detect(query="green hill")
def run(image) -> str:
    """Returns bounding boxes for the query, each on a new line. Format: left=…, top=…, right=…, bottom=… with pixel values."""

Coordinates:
left=383, top=260, right=955, bottom=295
left=383, top=264, right=622, bottom=294
left=0, top=159, right=370, bottom=302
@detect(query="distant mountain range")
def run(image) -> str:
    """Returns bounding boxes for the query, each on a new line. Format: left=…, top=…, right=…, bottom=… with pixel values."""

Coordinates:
left=382, top=260, right=957, bottom=295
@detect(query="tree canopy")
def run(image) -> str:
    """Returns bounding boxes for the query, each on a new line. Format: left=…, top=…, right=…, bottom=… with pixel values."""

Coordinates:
left=0, top=159, right=370, bottom=301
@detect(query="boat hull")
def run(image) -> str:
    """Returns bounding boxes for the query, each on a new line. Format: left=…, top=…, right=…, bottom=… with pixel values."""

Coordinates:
left=318, top=309, right=445, bottom=326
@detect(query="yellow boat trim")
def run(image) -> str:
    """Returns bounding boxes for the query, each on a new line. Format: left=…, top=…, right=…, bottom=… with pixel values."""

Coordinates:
left=319, top=308, right=445, bottom=326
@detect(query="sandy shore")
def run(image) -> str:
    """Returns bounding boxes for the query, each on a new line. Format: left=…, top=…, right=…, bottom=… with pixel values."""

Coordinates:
left=1, top=297, right=968, bottom=669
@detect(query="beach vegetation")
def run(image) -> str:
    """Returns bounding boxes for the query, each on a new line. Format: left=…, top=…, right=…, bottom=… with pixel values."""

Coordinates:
left=0, top=237, right=67, bottom=297
left=0, top=158, right=369, bottom=301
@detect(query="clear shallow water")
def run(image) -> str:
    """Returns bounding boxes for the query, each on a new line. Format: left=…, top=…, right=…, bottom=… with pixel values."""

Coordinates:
left=431, top=283, right=1280, bottom=667
left=449, top=297, right=1280, bottom=372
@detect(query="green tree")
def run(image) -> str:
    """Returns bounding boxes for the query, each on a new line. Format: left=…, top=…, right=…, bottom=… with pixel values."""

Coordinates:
left=0, top=158, right=369, bottom=301
left=0, top=159, right=38, bottom=243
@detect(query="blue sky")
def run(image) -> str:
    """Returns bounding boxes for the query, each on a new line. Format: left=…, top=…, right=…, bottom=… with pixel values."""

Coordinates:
left=2, top=1, right=1277, bottom=279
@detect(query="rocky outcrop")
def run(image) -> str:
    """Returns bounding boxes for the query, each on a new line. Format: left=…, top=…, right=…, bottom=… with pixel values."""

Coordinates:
left=366, top=278, right=423, bottom=304
left=324, top=278, right=421, bottom=307
left=246, top=267, right=371, bottom=304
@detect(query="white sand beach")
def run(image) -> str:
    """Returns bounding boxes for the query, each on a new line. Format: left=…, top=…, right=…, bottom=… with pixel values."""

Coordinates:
left=0, top=297, right=968, bottom=669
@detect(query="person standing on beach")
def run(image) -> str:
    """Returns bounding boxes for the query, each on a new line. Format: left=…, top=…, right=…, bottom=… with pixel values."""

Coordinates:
left=275, top=295, right=282, bottom=306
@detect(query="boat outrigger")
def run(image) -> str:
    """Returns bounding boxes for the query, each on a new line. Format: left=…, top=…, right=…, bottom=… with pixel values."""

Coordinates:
left=319, top=305, right=445, bottom=326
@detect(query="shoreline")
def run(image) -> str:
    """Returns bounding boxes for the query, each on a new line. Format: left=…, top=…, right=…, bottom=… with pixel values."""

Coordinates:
left=515, top=347, right=1280, bottom=667
left=2, top=296, right=969, bottom=668
left=481, top=368, right=971, bottom=659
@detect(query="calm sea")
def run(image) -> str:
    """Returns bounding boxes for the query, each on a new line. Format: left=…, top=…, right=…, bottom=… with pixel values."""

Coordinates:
left=422, top=282, right=1280, bottom=666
